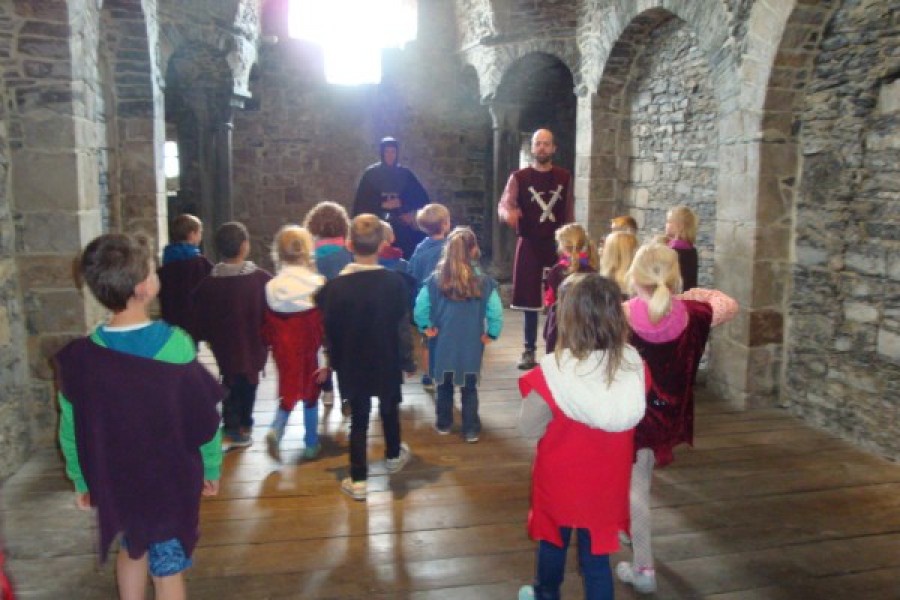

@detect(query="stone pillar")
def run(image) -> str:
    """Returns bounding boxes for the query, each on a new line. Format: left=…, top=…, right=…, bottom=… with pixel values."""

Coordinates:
left=488, top=101, right=521, bottom=279
left=212, top=99, right=239, bottom=229
left=574, top=91, right=617, bottom=240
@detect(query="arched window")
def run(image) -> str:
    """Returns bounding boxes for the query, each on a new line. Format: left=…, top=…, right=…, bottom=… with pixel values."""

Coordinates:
left=288, top=0, right=417, bottom=85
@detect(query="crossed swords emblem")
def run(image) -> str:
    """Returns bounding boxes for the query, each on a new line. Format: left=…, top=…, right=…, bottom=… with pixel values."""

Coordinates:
left=528, top=185, right=563, bottom=222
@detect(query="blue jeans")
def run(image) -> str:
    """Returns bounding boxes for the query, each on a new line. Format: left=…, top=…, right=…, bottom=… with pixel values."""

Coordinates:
left=223, top=374, right=257, bottom=435
left=435, top=373, right=480, bottom=436
left=531, top=528, right=612, bottom=600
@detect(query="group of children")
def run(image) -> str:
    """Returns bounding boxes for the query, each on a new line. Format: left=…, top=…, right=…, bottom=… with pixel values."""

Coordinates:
left=517, top=205, right=737, bottom=599
left=54, top=198, right=735, bottom=599
left=54, top=197, right=507, bottom=598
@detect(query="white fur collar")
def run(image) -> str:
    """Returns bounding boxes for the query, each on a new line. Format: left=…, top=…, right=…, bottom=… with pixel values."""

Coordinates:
left=540, top=346, right=646, bottom=432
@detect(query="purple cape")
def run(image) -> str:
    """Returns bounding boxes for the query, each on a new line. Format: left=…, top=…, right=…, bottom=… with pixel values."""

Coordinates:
left=55, top=338, right=224, bottom=562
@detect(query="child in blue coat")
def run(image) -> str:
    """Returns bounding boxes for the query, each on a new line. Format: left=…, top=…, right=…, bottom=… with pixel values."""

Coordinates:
left=414, top=227, right=503, bottom=442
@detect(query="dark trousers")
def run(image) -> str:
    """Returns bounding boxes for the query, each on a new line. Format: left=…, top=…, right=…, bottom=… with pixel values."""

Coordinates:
left=532, top=528, right=612, bottom=600
left=348, top=390, right=402, bottom=482
left=223, top=374, right=257, bottom=435
left=435, top=373, right=480, bottom=435
left=524, top=311, right=539, bottom=351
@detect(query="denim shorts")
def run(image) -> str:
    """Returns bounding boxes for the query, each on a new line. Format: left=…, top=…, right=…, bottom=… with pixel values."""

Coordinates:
left=120, top=536, right=193, bottom=577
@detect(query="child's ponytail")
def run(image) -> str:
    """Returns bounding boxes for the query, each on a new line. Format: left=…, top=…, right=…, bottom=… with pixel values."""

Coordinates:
left=627, top=242, right=682, bottom=324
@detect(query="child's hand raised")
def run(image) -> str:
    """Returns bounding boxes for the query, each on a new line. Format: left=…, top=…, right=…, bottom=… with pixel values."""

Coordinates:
left=202, top=480, right=220, bottom=497
left=481, top=334, right=492, bottom=345
left=424, top=327, right=439, bottom=338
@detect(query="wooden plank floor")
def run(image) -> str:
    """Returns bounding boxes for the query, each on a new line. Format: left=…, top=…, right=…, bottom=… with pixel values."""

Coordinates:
left=3, top=310, right=900, bottom=599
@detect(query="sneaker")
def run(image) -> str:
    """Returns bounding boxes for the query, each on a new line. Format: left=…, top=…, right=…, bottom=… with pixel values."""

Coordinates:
left=464, top=433, right=479, bottom=444
left=616, top=562, right=657, bottom=594
left=321, top=390, right=334, bottom=406
left=223, top=431, right=252, bottom=451
left=265, top=429, right=282, bottom=462
left=433, top=424, right=451, bottom=435
left=517, top=350, right=537, bottom=370
left=385, top=442, right=411, bottom=474
left=302, top=443, right=321, bottom=459
left=517, top=585, right=535, bottom=600
left=340, top=477, right=367, bottom=501
left=341, top=399, right=352, bottom=417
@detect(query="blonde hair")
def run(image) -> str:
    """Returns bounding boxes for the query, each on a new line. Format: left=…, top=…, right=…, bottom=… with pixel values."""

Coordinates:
left=271, top=225, right=315, bottom=269
left=380, top=220, right=396, bottom=244
left=610, top=215, right=638, bottom=235
left=555, top=223, right=598, bottom=275
left=349, top=214, right=385, bottom=256
left=416, top=203, right=451, bottom=236
left=667, top=205, right=698, bottom=244
left=436, top=227, right=482, bottom=301
left=600, top=231, right=638, bottom=294
left=627, top=243, right=682, bottom=324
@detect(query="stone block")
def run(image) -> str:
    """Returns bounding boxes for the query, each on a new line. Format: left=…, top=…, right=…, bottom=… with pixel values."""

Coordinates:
left=0, top=305, right=9, bottom=346
left=12, top=150, right=81, bottom=210
left=19, top=212, right=84, bottom=253
left=748, top=309, right=784, bottom=346
left=26, top=289, right=86, bottom=334
left=843, top=301, right=879, bottom=323
left=877, top=328, right=900, bottom=362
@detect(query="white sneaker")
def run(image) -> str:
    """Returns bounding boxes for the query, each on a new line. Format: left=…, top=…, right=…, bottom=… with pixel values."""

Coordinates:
left=616, top=561, right=657, bottom=594
left=517, top=585, right=535, bottom=600
left=340, top=477, right=367, bottom=501
left=321, top=390, right=334, bottom=406
left=385, top=442, right=411, bottom=474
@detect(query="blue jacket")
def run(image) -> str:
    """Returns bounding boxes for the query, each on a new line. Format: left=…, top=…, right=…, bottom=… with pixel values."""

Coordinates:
left=408, top=237, right=447, bottom=289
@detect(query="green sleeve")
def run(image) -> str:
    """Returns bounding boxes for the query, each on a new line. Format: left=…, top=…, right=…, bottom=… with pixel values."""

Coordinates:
left=413, top=285, right=432, bottom=331
left=200, top=429, right=223, bottom=480
left=486, top=288, right=504, bottom=339
left=58, top=392, right=88, bottom=493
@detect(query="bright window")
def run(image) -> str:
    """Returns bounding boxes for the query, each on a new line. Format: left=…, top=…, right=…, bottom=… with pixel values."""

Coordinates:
left=288, top=0, right=417, bottom=85
left=164, top=141, right=179, bottom=179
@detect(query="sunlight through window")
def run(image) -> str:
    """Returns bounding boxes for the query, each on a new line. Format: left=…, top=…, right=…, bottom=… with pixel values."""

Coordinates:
left=164, top=141, right=179, bottom=179
left=288, top=0, right=417, bottom=85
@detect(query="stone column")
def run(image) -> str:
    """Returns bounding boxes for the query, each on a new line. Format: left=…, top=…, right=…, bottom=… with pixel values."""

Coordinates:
left=574, top=91, right=617, bottom=240
left=211, top=98, right=241, bottom=230
left=488, top=101, right=521, bottom=278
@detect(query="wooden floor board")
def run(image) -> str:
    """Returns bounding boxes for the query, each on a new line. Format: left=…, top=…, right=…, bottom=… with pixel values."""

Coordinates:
left=3, top=309, right=899, bottom=598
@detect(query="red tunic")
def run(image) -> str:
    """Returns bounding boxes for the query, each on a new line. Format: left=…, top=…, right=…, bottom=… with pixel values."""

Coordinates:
left=629, top=300, right=713, bottom=466
left=519, top=367, right=634, bottom=555
left=262, top=308, right=325, bottom=411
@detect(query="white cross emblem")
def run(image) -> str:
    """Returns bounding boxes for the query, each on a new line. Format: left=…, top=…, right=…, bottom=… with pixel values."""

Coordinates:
left=528, top=185, right=563, bottom=223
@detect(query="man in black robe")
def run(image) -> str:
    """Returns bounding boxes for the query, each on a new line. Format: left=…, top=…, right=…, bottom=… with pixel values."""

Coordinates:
left=352, top=137, right=429, bottom=258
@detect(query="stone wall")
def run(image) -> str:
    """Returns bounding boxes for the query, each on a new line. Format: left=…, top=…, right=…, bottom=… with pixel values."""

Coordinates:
left=620, top=17, right=718, bottom=287
left=233, top=2, right=492, bottom=268
left=785, top=0, right=900, bottom=458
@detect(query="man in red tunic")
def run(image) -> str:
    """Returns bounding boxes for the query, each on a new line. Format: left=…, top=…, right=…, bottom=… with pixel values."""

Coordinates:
left=498, top=129, right=574, bottom=369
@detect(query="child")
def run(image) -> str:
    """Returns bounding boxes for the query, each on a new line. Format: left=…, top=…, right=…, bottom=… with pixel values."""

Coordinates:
left=156, top=213, right=212, bottom=339
left=616, top=243, right=737, bottom=594
left=599, top=230, right=638, bottom=296
left=408, top=203, right=451, bottom=391
left=192, top=222, right=272, bottom=450
left=542, top=223, right=597, bottom=353
left=315, top=214, right=414, bottom=501
left=304, top=201, right=353, bottom=407
left=610, top=214, right=638, bottom=235
left=517, top=273, right=647, bottom=600
left=55, top=233, right=223, bottom=600
left=413, top=227, right=503, bottom=442
left=380, top=220, right=418, bottom=308
left=665, top=205, right=699, bottom=291
left=262, top=225, right=328, bottom=463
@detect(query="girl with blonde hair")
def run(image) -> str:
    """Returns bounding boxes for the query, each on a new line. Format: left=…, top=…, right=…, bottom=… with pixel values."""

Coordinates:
left=542, top=223, right=598, bottom=353
left=261, top=225, right=329, bottom=462
left=599, top=230, right=638, bottom=296
left=414, top=227, right=503, bottom=442
left=665, top=205, right=699, bottom=290
left=616, top=242, right=738, bottom=594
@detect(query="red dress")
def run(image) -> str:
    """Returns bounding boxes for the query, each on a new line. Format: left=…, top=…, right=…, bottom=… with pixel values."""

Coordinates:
left=629, top=300, right=713, bottom=466
left=262, top=308, right=324, bottom=411
left=519, top=367, right=634, bottom=555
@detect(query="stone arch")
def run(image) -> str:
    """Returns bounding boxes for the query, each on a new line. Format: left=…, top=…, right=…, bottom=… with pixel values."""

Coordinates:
left=462, top=40, right=580, bottom=102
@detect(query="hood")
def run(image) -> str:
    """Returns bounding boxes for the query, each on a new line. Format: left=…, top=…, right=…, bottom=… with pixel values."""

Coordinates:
left=540, top=346, right=646, bottom=432
left=266, top=265, right=325, bottom=312
left=379, top=136, right=399, bottom=164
